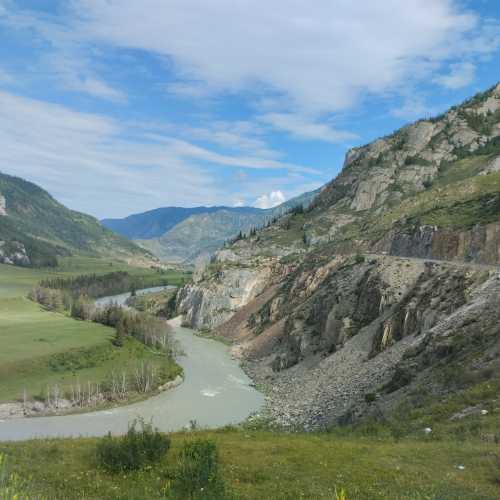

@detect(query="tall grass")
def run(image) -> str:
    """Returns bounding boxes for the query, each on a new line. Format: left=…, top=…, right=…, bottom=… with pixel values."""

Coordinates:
left=0, top=452, right=43, bottom=500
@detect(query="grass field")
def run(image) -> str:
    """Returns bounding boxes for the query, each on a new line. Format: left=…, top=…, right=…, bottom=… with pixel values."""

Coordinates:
left=1, top=429, right=499, bottom=499
left=0, top=258, right=186, bottom=403
left=0, top=257, right=189, bottom=298
left=0, top=297, right=181, bottom=402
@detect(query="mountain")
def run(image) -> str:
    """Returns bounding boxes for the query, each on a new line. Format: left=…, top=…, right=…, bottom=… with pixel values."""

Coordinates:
left=137, top=208, right=270, bottom=263
left=103, top=189, right=319, bottom=263
left=101, top=206, right=260, bottom=240
left=0, top=172, right=154, bottom=267
left=177, top=83, right=500, bottom=430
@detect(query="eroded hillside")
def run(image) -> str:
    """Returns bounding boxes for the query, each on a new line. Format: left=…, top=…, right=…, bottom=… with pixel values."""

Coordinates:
left=177, top=83, right=500, bottom=429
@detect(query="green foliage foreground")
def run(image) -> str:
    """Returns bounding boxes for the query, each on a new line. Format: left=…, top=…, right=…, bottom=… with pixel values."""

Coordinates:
left=1, top=427, right=500, bottom=499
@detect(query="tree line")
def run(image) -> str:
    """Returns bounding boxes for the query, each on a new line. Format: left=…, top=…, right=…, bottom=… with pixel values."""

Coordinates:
left=39, top=270, right=170, bottom=299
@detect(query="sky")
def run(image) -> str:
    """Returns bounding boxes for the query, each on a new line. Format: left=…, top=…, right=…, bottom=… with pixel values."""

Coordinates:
left=0, top=0, right=499, bottom=218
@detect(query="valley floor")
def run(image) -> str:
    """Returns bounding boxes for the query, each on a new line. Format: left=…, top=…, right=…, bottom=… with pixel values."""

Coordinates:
left=1, top=429, right=499, bottom=499
left=0, top=259, right=185, bottom=415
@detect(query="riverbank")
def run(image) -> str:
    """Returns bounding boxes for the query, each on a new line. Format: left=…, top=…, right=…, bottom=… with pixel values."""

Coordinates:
left=0, top=375, right=184, bottom=421
left=0, top=316, right=264, bottom=441
left=0, top=261, right=188, bottom=405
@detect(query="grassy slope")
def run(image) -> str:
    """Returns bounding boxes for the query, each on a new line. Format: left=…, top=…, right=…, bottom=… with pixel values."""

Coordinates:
left=0, top=171, right=148, bottom=262
left=1, top=429, right=499, bottom=499
left=0, top=258, right=185, bottom=402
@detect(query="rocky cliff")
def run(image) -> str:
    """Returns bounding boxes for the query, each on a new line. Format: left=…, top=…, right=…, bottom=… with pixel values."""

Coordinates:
left=177, top=83, right=500, bottom=429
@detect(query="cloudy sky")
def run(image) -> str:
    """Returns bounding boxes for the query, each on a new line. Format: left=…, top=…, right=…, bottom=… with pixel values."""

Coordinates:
left=0, top=0, right=499, bottom=218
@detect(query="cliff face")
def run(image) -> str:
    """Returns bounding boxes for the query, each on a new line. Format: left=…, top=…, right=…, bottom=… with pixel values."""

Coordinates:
left=177, top=83, right=500, bottom=429
left=375, top=219, right=500, bottom=265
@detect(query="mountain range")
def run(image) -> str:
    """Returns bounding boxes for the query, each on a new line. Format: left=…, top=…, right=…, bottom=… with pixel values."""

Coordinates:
left=177, top=82, right=500, bottom=430
left=102, top=189, right=319, bottom=263
left=0, top=172, right=154, bottom=267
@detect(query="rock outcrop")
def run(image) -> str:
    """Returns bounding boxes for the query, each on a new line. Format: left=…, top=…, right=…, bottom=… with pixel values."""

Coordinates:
left=177, top=83, right=500, bottom=430
left=0, top=193, right=6, bottom=216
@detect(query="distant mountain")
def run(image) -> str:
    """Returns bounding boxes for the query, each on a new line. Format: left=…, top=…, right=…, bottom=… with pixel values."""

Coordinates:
left=103, top=189, right=320, bottom=263
left=137, top=209, right=269, bottom=263
left=0, top=172, right=154, bottom=267
left=101, top=206, right=262, bottom=240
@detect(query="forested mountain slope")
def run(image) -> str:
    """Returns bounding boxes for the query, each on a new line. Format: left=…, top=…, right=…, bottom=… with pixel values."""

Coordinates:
left=0, top=172, right=154, bottom=267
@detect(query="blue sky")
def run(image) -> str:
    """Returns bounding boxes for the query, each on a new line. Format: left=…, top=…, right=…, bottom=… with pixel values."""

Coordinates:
left=0, top=0, right=499, bottom=218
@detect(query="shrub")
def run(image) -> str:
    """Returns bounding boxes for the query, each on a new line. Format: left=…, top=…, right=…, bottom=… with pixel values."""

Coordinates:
left=170, top=439, right=227, bottom=499
left=354, top=253, right=365, bottom=264
left=96, top=420, right=170, bottom=473
left=364, top=392, right=377, bottom=403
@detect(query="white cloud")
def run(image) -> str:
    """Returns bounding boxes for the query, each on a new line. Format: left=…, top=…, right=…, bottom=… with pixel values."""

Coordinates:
left=62, top=74, right=127, bottom=103
left=178, top=120, right=280, bottom=159
left=391, top=96, right=437, bottom=121
left=162, top=137, right=318, bottom=174
left=434, top=62, right=476, bottom=89
left=0, top=90, right=318, bottom=217
left=254, top=190, right=286, bottom=209
left=259, top=113, right=357, bottom=143
left=166, top=81, right=213, bottom=99
left=0, top=90, right=215, bottom=217
left=72, top=0, right=499, bottom=113
left=0, top=7, right=127, bottom=103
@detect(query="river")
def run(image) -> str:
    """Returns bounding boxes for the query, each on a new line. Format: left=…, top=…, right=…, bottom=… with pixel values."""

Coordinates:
left=0, top=288, right=264, bottom=441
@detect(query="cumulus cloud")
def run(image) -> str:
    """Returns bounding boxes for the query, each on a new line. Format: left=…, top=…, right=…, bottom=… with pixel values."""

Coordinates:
left=254, top=190, right=286, bottom=209
left=72, top=0, right=498, bottom=113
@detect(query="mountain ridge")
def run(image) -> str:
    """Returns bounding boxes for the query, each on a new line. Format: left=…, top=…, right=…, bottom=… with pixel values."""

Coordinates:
left=176, top=82, right=500, bottom=430
left=0, top=171, right=155, bottom=267
left=103, top=189, right=319, bottom=263
left=101, top=205, right=263, bottom=240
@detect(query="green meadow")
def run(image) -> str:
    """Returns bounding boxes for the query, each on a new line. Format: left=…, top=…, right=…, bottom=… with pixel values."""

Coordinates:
left=1, top=429, right=499, bottom=499
left=0, top=258, right=185, bottom=403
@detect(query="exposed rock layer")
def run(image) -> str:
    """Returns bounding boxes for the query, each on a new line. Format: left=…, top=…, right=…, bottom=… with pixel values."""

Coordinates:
left=177, top=83, right=500, bottom=429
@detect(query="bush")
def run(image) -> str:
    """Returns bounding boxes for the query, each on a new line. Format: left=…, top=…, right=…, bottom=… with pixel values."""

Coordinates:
left=96, top=420, right=170, bottom=473
left=170, top=439, right=227, bottom=499
left=354, top=253, right=365, bottom=264
left=364, top=392, right=377, bottom=403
